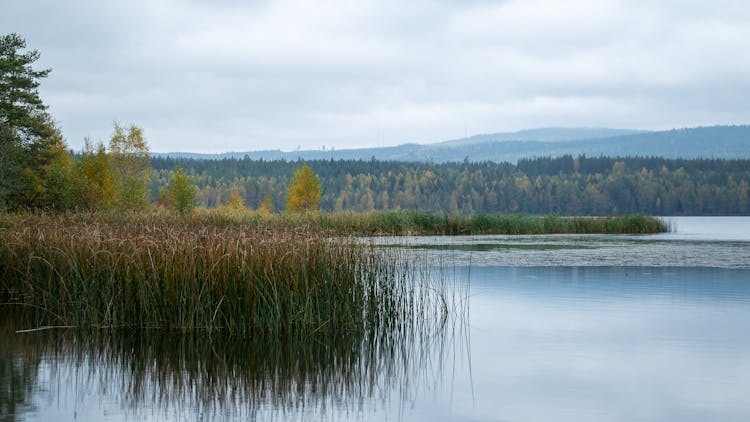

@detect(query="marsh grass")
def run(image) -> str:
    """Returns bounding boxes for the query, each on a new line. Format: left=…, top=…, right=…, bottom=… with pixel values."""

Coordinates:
left=312, top=210, right=668, bottom=235
left=172, top=208, right=667, bottom=235
left=0, top=209, right=662, bottom=333
left=0, top=212, right=444, bottom=335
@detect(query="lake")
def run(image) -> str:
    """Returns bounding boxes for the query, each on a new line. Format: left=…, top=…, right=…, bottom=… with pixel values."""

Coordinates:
left=2, top=216, right=749, bottom=421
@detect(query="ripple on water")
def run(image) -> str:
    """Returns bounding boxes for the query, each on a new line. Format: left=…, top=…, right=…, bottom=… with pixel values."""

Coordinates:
left=373, top=233, right=750, bottom=269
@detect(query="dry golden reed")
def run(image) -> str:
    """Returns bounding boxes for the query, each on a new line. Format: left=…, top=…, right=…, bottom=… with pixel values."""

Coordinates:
left=0, top=212, right=435, bottom=335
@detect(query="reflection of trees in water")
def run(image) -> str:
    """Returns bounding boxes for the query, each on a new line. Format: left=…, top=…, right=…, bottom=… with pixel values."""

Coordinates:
left=0, top=308, right=468, bottom=420
left=0, top=321, right=40, bottom=422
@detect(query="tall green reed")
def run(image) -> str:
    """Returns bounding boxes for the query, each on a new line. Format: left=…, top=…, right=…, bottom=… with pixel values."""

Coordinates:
left=313, top=211, right=668, bottom=235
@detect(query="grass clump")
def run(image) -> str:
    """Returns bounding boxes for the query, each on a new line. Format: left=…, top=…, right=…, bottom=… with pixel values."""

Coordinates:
left=0, top=212, right=438, bottom=335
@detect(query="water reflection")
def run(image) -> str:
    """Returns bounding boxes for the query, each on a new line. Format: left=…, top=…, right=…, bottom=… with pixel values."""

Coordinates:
left=4, top=217, right=750, bottom=421
left=0, top=313, right=465, bottom=421
left=456, top=266, right=750, bottom=422
left=0, top=327, right=39, bottom=421
left=372, top=216, right=750, bottom=269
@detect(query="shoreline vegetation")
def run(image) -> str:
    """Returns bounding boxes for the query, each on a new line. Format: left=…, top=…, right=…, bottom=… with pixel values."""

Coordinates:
left=309, top=210, right=668, bottom=235
left=0, top=210, right=665, bottom=334
left=0, top=211, right=443, bottom=335
left=0, top=210, right=453, bottom=336
left=193, top=208, right=666, bottom=235
left=0, top=209, right=668, bottom=235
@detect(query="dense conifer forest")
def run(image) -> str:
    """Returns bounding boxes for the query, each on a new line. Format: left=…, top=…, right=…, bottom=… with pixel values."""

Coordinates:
left=150, top=155, right=750, bottom=215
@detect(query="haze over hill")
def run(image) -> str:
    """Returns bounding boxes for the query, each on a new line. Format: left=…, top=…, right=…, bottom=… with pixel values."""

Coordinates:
left=156, top=125, right=750, bottom=163
left=436, top=127, right=647, bottom=146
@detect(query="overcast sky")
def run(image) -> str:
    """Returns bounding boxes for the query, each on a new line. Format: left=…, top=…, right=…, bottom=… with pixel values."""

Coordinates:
left=3, top=0, right=750, bottom=152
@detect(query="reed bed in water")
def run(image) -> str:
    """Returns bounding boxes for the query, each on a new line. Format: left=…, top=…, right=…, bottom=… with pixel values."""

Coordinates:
left=0, top=212, right=442, bottom=335
left=309, top=210, right=668, bottom=235
left=129, top=208, right=667, bottom=235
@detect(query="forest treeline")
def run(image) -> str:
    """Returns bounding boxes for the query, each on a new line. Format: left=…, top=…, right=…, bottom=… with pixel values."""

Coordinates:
left=150, top=155, right=750, bottom=216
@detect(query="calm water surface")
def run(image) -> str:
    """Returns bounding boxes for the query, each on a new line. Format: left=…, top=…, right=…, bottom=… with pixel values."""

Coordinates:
left=2, top=217, right=749, bottom=421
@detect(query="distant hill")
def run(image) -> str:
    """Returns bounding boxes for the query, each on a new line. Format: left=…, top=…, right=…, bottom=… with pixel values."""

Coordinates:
left=436, top=127, right=647, bottom=146
left=153, top=125, right=750, bottom=162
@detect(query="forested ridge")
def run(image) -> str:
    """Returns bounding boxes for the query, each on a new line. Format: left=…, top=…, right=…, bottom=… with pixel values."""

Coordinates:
left=150, top=155, right=750, bottom=216
left=153, top=125, right=750, bottom=163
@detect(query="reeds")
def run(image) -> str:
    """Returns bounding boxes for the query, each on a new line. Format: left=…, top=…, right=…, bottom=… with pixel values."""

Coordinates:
left=0, top=209, right=663, bottom=332
left=0, top=212, right=442, bottom=335
left=174, top=208, right=667, bottom=235
left=313, top=211, right=668, bottom=235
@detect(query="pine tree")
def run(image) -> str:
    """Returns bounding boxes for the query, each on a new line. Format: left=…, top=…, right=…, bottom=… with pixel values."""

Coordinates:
left=0, top=33, right=64, bottom=210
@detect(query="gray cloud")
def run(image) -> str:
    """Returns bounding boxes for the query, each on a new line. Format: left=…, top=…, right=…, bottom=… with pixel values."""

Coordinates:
left=2, top=0, right=749, bottom=152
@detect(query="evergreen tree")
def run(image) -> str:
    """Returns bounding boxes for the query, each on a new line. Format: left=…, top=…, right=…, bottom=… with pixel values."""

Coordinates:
left=286, top=163, right=321, bottom=213
left=0, top=33, right=65, bottom=210
left=150, top=156, right=750, bottom=216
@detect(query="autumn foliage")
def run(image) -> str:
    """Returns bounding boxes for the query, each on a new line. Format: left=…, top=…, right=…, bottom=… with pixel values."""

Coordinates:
left=286, top=163, right=321, bottom=213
